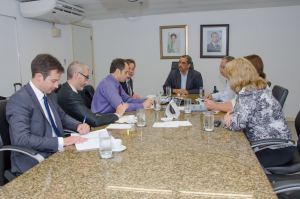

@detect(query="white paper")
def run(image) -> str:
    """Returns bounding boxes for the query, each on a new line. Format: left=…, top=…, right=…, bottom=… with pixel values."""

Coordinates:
left=115, top=116, right=129, bottom=123
left=153, top=122, right=179, bottom=128
left=178, top=107, right=184, bottom=111
left=72, top=129, right=116, bottom=151
left=145, top=104, right=154, bottom=109
left=166, top=121, right=192, bottom=126
left=106, top=124, right=134, bottom=129
left=146, top=95, right=156, bottom=99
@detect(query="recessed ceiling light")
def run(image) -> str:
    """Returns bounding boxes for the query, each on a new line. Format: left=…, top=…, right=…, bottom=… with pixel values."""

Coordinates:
left=128, top=0, right=138, bottom=2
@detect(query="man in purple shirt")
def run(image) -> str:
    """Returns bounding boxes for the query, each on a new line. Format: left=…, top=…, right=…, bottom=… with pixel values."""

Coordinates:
left=91, top=58, right=154, bottom=114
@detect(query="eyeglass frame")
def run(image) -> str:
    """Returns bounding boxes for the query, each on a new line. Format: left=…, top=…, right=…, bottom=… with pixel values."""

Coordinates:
left=219, top=65, right=226, bottom=68
left=78, top=72, right=89, bottom=80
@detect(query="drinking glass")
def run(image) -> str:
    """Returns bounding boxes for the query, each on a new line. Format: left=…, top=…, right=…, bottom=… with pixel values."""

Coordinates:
left=199, top=87, right=205, bottom=98
left=136, top=108, right=146, bottom=127
left=203, top=111, right=214, bottom=131
left=99, top=131, right=113, bottom=158
left=166, top=86, right=171, bottom=96
left=184, top=98, right=192, bottom=113
left=154, top=96, right=161, bottom=111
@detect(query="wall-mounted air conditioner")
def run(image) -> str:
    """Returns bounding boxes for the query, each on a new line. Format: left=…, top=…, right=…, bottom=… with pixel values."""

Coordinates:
left=18, top=0, right=85, bottom=24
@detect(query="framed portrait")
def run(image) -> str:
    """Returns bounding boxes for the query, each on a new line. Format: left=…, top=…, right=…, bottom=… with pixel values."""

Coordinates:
left=160, top=25, right=188, bottom=59
left=200, top=24, right=229, bottom=58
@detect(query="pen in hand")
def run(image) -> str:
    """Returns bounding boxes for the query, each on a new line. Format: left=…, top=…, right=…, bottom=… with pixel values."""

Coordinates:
left=81, top=115, right=86, bottom=130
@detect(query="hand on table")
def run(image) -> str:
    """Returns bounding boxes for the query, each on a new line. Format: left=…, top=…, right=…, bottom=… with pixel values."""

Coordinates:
left=224, top=112, right=233, bottom=127
left=205, top=94, right=212, bottom=99
left=132, top=94, right=140, bottom=98
left=143, top=99, right=154, bottom=108
left=204, top=99, right=217, bottom=110
left=63, top=136, right=88, bottom=146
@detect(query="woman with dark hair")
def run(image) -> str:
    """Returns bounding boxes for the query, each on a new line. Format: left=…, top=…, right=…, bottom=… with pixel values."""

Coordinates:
left=223, top=58, right=293, bottom=167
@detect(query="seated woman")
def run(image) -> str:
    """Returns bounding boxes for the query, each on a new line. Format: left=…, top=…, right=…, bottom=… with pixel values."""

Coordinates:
left=223, top=58, right=294, bottom=167
left=204, top=54, right=267, bottom=112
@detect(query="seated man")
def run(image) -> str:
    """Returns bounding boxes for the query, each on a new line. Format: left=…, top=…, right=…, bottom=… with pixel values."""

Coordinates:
left=6, top=54, right=89, bottom=176
left=120, top=59, right=140, bottom=98
left=205, top=56, right=235, bottom=102
left=57, top=61, right=128, bottom=127
left=91, top=58, right=153, bottom=114
left=163, top=55, right=203, bottom=95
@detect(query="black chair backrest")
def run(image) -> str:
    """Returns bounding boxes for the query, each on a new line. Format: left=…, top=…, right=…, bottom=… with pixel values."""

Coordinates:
left=295, top=111, right=300, bottom=138
left=80, top=85, right=95, bottom=109
left=272, top=85, right=288, bottom=108
left=267, top=81, right=271, bottom=87
left=171, top=61, right=194, bottom=71
left=0, top=100, right=11, bottom=186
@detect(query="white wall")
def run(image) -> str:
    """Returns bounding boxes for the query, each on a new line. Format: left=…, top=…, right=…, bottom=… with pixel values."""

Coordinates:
left=93, top=5, right=300, bottom=118
left=0, top=0, right=92, bottom=85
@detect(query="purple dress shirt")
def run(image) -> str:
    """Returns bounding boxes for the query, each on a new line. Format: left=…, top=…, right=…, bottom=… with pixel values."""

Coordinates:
left=91, top=74, right=145, bottom=114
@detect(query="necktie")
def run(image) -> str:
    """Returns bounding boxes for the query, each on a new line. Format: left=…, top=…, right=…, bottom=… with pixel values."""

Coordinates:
left=43, top=95, right=62, bottom=137
left=127, top=81, right=132, bottom=96
left=119, top=85, right=121, bottom=96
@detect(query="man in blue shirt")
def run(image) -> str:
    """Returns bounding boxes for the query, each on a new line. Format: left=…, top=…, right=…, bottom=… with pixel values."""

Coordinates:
left=91, top=58, right=153, bottom=114
left=205, top=56, right=235, bottom=103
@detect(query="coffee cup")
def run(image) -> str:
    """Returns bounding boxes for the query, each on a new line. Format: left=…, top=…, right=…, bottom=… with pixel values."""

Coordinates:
left=128, top=115, right=135, bottom=123
left=112, top=139, right=122, bottom=150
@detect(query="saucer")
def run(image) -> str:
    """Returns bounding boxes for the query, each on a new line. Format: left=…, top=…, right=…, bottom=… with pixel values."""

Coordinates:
left=112, top=145, right=126, bottom=153
left=161, top=117, right=173, bottom=122
left=126, top=120, right=137, bottom=124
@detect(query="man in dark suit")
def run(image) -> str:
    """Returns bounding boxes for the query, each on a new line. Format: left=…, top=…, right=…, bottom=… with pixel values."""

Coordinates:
left=163, top=55, right=203, bottom=95
left=120, top=59, right=140, bottom=98
left=6, top=54, right=89, bottom=176
left=57, top=61, right=128, bottom=127
left=207, top=32, right=221, bottom=52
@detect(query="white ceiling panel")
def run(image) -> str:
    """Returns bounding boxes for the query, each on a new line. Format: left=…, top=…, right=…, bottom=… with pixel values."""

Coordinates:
left=62, top=0, right=300, bottom=20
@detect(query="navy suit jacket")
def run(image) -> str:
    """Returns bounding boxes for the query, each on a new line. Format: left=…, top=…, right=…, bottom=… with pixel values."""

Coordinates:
left=163, top=69, right=203, bottom=94
left=6, top=83, right=80, bottom=175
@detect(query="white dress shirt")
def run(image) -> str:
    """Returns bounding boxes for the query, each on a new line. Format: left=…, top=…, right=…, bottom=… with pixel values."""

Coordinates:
left=211, top=79, right=236, bottom=102
left=29, top=81, right=64, bottom=150
left=69, top=83, right=78, bottom=93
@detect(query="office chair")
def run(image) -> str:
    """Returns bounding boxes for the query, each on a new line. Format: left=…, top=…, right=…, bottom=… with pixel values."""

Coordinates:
left=171, top=61, right=194, bottom=71
left=272, top=85, right=289, bottom=108
left=79, top=85, right=95, bottom=109
left=250, top=110, right=300, bottom=198
left=0, top=100, right=44, bottom=186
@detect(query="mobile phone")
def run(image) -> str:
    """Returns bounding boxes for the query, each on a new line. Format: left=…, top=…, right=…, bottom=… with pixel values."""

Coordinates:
left=214, top=120, right=221, bottom=127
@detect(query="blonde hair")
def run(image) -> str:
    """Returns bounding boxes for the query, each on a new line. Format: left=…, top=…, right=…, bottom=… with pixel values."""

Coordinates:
left=225, top=58, right=267, bottom=93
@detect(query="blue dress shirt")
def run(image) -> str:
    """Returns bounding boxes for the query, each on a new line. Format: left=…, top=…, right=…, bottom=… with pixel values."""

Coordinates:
left=211, top=79, right=236, bottom=102
left=91, top=74, right=145, bottom=114
left=180, top=70, right=188, bottom=90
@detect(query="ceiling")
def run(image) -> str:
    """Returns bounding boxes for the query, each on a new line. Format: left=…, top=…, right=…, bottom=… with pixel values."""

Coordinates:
left=63, top=0, right=300, bottom=20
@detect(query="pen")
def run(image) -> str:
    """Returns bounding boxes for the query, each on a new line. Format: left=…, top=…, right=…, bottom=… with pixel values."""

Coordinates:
left=81, top=115, right=86, bottom=130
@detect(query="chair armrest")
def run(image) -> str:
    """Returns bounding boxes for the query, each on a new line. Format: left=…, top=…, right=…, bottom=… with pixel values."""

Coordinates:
left=272, top=180, right=300, bottom=194
left=0, top=145, right=44, bottom=163
left=251, top=139, right=296, bottom=153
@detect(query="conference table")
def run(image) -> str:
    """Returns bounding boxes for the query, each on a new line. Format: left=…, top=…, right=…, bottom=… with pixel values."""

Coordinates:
left=0, top=94, right=277, bottom=198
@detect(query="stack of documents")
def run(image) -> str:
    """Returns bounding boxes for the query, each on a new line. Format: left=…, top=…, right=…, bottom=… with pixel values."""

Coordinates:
left=72, top=129, right=112, bottom=151
left=106, top=124, right=134, bottom=129
left=152, top=121, right=192, bottom=128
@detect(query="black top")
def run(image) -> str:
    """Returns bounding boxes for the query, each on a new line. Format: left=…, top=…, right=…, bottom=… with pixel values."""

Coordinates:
left=57, top=83, right=118, bottom=127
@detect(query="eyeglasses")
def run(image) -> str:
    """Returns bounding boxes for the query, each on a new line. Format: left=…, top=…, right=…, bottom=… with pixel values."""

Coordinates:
left=219, top=65, right=226, bottom=68
left=78, top=72, right=89, bottom=80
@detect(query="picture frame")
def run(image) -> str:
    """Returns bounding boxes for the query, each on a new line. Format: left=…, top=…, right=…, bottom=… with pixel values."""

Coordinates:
left=160, top=25, right=188, bottom=59
left=200, top=24, right=229, bottom=58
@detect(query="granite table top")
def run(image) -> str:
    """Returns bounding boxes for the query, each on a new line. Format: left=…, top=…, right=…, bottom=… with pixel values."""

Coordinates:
left=0, top=94, right=277, bottom=198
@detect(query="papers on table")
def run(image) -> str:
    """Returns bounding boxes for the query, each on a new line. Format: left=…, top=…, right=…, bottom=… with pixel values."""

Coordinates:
left=177, top=107, right=184, bottom=111
left=72, top=129, right=112, bottom=151
left=145, top=104, right=154, bottom=109
left=152, top=121, right=192, bottom=128
left=106, top=124, right=134, bottom=129
left=115, top=116, right=129, bottom=123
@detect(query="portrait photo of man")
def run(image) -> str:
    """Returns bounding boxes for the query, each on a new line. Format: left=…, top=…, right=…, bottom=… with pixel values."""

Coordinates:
left=207, top=32, right=222, bottom=52
left=167, top=33, right=181, bottom=53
